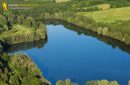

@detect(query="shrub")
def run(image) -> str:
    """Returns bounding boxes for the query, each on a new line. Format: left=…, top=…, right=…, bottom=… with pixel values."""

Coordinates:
left=98, top=80, right=108, bottom=85
left=97, top=27, right=102, bottom=34
left=109, top=81, right=119, bottom=85
left=56, top=79, right=79, bottom=85
left=65, top=79, right=71, bottom=85
left=86, top=80, right=98, bottom=85
left=124, top=34, right=130, bottom=44
left=79, top=6, right=99, bottom=12
left=56, top=80, right=64, bottom=85
left=102, top=27, right=109, bottom=35
left=37, top=22, right=45, bottom=29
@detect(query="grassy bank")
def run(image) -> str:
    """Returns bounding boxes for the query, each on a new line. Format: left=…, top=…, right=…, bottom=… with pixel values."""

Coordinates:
left=0, top=12, right=47, bottom=46
left=0, top=24, right=46, bottom=45
left=23, top=0, right=130, bottom=45
left=41, top=6, right=130, bottom=45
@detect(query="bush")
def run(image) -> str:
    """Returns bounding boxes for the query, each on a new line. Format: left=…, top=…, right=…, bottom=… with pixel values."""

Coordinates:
left=97, top=27, right=102, bottom=34
left=56, top=80, right=64, bottom=85
left=37, top=22, right=45, bottom=29
left=56, top=79, right=78, bottom=85
left=109, top=81, right=119, bottom=85
left=98, top=80, right=108, bottom=85
left=86, top=80, right=119, bottom=85
left=79, top=6, right=99, bottom=12
left=102, top=27, right=109, bottom=35
left=66, top=79, right=71, bottom=85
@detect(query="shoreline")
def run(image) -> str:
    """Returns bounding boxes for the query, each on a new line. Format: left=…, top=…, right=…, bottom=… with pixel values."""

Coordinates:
left=0, top=53, right=51, bottom=85
left=44, top=19, right=130, bottom=54
left=41, top=14, right=130, bottom=45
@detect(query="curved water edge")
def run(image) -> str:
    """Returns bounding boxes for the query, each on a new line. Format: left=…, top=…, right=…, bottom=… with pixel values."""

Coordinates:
left=0, top=53, right=51, bottom=85
left=41, top=12, right=130, bottom=45
left=3, top=19, right=130, bottom=55
left=3, top=20, right=130, bottom=85
left=44, top=19, right=130, bottom=55
left=0, top=12, right=48, bottom=53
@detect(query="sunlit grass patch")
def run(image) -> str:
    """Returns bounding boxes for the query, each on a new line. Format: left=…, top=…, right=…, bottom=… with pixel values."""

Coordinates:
left=97, top=4, right=110, bottom=10
left=77, top=7, right=130, bottom=23
left=55, top=0, right=70, bottom=3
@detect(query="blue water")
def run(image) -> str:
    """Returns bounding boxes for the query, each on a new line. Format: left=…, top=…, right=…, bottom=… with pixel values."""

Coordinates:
left=9, top=24, right=130, bottom=85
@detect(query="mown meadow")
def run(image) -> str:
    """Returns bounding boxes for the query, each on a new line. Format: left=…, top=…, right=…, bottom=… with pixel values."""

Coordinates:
left=77, top=7, right=130, bottom=23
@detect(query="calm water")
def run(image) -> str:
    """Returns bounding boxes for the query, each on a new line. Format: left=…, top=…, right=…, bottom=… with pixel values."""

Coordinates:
left=8, top=23, right=130, bottom=85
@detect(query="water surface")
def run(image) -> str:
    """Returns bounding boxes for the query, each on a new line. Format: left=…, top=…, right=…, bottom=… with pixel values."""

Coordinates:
left=8, top=22, right=130, bottom=85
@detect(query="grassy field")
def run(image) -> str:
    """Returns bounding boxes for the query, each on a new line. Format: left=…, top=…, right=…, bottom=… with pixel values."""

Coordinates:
left=77, top=7, right=130, bottom=23
left=55, top=0, right=70, bottom=3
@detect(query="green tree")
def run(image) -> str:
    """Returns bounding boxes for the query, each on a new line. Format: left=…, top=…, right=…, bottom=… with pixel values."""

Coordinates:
left=98, top=80, right=108, bottom=85
left=66, top=79, right=71, bottom=85
left=109, top=81, right=119, bottom=85
left=56, top=80, right=64, bottom=85
left=86, top=80, right=98, bottom=85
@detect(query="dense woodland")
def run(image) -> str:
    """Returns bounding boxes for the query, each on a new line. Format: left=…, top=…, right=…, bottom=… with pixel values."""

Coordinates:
left=0, top=54, right=50, bottom=85
left=1, top=0, right=130, bottom=85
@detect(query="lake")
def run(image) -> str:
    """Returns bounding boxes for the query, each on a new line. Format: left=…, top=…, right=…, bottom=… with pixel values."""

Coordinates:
left=7, top=20, right=130, bottom=85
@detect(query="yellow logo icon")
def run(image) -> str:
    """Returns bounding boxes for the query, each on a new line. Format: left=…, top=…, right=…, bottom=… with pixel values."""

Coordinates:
left=2, top=1, right=8, bottom=11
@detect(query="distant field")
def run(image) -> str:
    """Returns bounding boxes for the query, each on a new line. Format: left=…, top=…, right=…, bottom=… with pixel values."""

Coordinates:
left=55, top=0, right=70, bottom=3
left=77, top=7, right=130, bottom=23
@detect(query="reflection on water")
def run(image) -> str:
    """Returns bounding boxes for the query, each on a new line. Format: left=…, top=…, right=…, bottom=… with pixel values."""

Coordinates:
left=5, top=40, right=47, bottom=53
left=7, top=19, right=130, bottom=54
left=6, top=20, right=130, bottom=85
left=45, top=19, right=130, bottom=55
